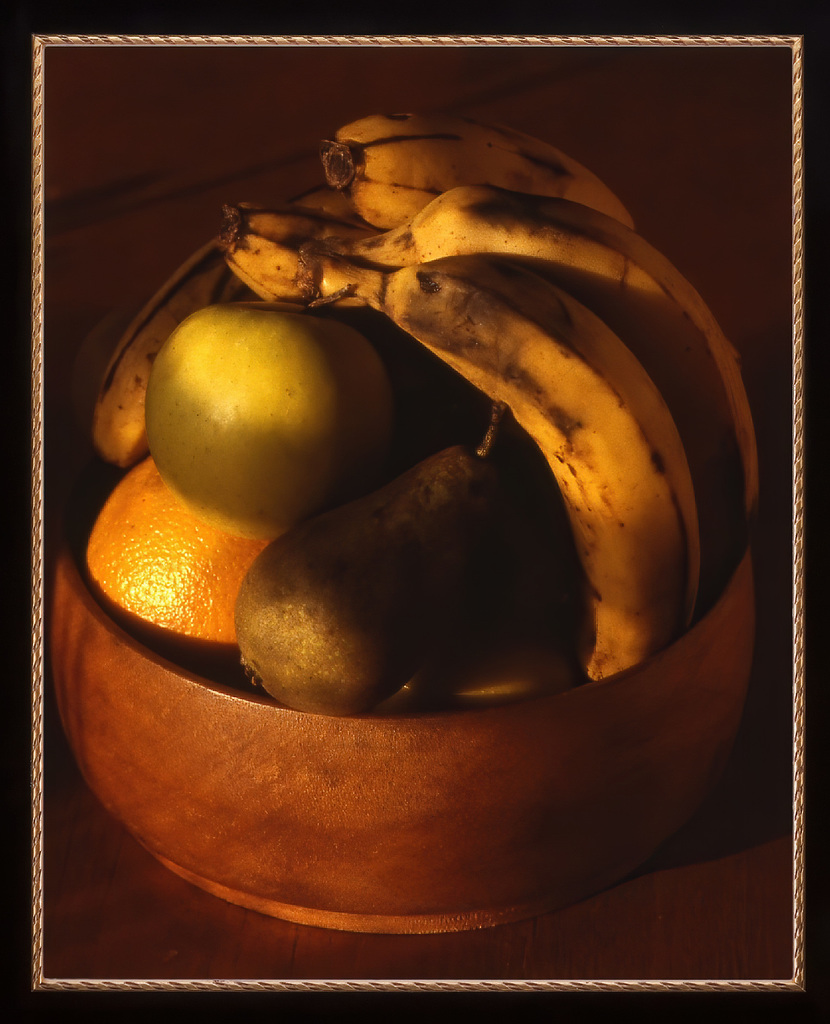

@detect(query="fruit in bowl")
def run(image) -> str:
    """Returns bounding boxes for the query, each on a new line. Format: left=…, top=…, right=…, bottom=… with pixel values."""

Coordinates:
left=234, top=440, right=503, bottom=716
left=85, top=454, right=267, bottom=655
left=50, top=112, right=758, bottom=931
left=145, top=303, right=394, bottom=540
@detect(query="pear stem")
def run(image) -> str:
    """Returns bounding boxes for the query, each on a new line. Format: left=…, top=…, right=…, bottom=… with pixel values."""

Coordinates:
left=476, top=401, right=507, bottom=459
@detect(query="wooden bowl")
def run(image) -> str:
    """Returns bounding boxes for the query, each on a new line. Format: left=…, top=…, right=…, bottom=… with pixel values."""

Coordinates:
left=49, top=478, right=755, bottom=934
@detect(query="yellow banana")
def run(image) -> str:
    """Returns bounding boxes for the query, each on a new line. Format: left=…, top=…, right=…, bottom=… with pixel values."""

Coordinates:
left=322, top=184, right=757, bottom=613
left=287, top=182, right=374, bottom=224
left=302, top=250, right=701, bottom=681
left=92, top=239, right=252, bottom=468
left=320, top=112, right=634, bottom=231
left=219, top=201, right=375, bottom=303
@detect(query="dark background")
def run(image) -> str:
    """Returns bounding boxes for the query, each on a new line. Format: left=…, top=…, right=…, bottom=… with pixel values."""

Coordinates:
left=5, top=4, right=829, bottom=1022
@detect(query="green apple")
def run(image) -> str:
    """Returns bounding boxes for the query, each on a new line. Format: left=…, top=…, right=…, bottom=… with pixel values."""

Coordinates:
left=144, top=304, right=394, bottom=539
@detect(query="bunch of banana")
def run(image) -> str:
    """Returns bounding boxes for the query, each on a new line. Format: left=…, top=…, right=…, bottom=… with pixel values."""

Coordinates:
left=320, top=112, right=635, bottom=230
left=91, top=189, right=374, bottom=469
left=307, top=183, right=758, bottom=613
left=296, top=249, right=701, bottom=681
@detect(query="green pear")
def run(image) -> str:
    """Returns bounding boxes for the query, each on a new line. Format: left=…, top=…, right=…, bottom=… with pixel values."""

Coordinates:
left=234, top=444, right=499, bottom=716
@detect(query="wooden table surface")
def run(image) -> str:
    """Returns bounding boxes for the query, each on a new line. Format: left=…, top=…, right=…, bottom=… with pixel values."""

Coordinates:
left=35, top=38, right=798, bottom=989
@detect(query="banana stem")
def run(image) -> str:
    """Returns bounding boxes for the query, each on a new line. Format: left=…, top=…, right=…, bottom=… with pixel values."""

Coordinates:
left=219, top=204, right=243, bottom=253
left=476, top=401, right=507, bottom=459
left=320, top=140, right=358, bottom=190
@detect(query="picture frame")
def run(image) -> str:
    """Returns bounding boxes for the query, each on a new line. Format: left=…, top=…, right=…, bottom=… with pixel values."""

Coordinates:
left=27, top=32, right=805, bottom=998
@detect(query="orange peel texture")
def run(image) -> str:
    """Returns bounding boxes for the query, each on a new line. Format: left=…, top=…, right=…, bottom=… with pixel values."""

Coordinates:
left=86, top=456, right=269, bottom=652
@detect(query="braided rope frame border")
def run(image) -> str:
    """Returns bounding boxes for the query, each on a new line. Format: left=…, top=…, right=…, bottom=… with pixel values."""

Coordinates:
left=29, top=33, right=805, bottom=995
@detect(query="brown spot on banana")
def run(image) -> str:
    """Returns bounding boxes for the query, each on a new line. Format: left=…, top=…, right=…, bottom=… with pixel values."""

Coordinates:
left=509, top=149, right=572, bottom=180
left=416, top=271, right=441, bottom=294
left=363, top=178, right=443, bottom=197
left=358, top=227, right=415, bottom=260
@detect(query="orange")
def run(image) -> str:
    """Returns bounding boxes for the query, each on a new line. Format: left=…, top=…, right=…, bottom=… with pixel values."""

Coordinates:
left=86, top=456, right=269, bottom=648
